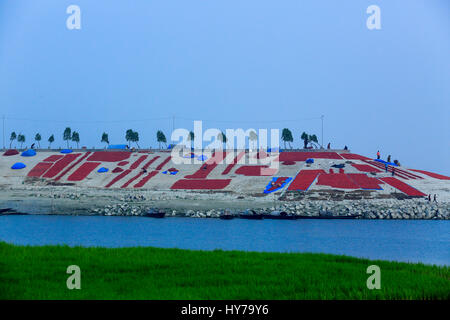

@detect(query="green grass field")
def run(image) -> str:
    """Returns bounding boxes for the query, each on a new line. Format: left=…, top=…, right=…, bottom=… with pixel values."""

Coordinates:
left=0, top=241, right=448, bottom=300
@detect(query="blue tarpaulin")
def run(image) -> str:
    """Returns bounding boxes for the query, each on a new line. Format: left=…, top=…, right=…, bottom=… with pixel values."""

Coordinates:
left=21, top=149, right=36, bottom=157
left=306, top=158, right=314, bottom=164
left=108, top=144, right=128, bottom=150
left=97, top=167, right=109, bottom=173
left=263, top=177, right=292, bottom=194
left=162, top=170, right=178, bottom=175
left=11, top=162, right=26, bottom=169
left=374, top=159, right=398, bottom=166
left=60, top=149, right=73, bottom=154
left=183, top=153, right=196, bottom=158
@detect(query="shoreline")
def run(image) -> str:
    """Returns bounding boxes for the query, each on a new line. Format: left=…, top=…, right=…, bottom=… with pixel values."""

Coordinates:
left=1, top=186, right=449, bottom=219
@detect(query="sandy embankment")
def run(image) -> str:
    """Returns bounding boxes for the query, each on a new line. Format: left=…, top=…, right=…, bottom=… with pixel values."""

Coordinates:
left=1, top=150, right=449, bottom=219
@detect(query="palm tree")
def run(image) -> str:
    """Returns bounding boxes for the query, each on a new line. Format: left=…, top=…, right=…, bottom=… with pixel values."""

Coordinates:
left=9, top=132, right=17, bottom=148
left=249, top=130, right=258, bottom=151
left=17, top=134, right=25, bottom=149
left=35, top=133, right=41, bottom=148
left=63, top=127, right=71, bottom=148
left=71, top=131, right=80, bottom=148
left=48, top=134, right=55, bottom=148
left=101, top=132, right=109, bottom=147
left=301, top=132, right=319, bottom=149
left=281, top=128, right=293, bottom=149
left=157, top=130, right=167, bottom=149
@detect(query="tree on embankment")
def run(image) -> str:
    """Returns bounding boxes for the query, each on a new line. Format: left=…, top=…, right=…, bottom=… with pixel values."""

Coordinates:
left=187, top=131, right=194, bottom=149
left=281, top=128, right=293, bottom=149
left=301, top=132, right=318, bottom=149
left=125, top=129, right=133, bottom=148
left=157, top=130, right=167, bottom=149
left=34, top=133, right=41, bottom=148
left=17, top=134, right=25, bottom=149
left=249, top=130, right=258, bottom=151
left=101, top=132, right=109, bottom=148
left=48, top=135, right=55, bottom=149
left=9, top=132, right=16, bottom=148
left=217, top=131, right=227, bottom=149
left=63, top=127, right=71, bottom=148
left=71, top=131, right=80, bottom=149
left=126, top=129, right=140, bottom=149
left=131, top=131, right=140, bottom=149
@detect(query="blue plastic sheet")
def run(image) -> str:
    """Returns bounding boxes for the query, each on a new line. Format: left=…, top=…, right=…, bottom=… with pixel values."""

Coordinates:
left=162, top=170, right=178, bottom=175
left=374, top=159, right=398, bottom=166
left=263, top=177, right=292, bottom=194
left=108, top=144, right=127, bottom=150
left=21, top=149, right=36, bottom=157
left=11, top=162, right=26, bottom=169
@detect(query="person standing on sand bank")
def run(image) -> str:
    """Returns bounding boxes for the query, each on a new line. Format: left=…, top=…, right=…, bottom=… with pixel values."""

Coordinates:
left=434, top=194, right=437, bottom=202
left=392, top=168, right=395, bottom=176
left=428, top=194, right=431, bottom=202
left=377, top=151, right=380, bottom=159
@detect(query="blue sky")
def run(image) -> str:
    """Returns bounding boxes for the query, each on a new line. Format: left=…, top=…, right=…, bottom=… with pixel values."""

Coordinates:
left=0, top=0, right=449, bottom=174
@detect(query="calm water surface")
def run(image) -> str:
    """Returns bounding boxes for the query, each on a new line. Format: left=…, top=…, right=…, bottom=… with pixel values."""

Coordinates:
left=0, top=215, right=449, bottom=265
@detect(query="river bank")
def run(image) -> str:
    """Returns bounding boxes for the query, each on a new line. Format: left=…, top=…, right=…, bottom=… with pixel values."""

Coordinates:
left=1, top=185, right=449, bottom=219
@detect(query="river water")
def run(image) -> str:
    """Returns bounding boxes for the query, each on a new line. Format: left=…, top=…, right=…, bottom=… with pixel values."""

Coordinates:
left=0, top=215, right=448, bottom=265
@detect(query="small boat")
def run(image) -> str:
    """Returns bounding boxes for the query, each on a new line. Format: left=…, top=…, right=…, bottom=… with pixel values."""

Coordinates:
left=239, top=209, right=263, bottom=220
left=219, top=209, right=235, bottom=220
left=296, top=214, right=361, bottom=220
left=143, top=208, right=166, bottom=218
left=262, top=211, right=297, bottom=220
left=0, top=209, right=27, bottom=216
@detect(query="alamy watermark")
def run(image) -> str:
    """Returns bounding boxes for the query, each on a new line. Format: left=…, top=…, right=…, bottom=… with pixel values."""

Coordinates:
left=366, top=265, right=381, bottom=289
left=66, top=265, right=81, bottom=289
left=366, top=5, right=381, bottom=30
left=170, top=121, right=280, bottom=174
left=66, top=5, right=81, bottom=30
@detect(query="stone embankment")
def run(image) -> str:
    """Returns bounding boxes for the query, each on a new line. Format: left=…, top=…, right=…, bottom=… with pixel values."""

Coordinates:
left=93, top=198, right=449, bottom=220
left=4, top=186, right=449, bottom=219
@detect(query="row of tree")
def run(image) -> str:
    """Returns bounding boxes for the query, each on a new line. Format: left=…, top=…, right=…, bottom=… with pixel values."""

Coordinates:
left=8, top=128, right=318, bottom=150
left=281, top=129, right=318, bottom=149
left=9, top=132, right=47, bottom=149
left=9, top=127, right=78, bottom=149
